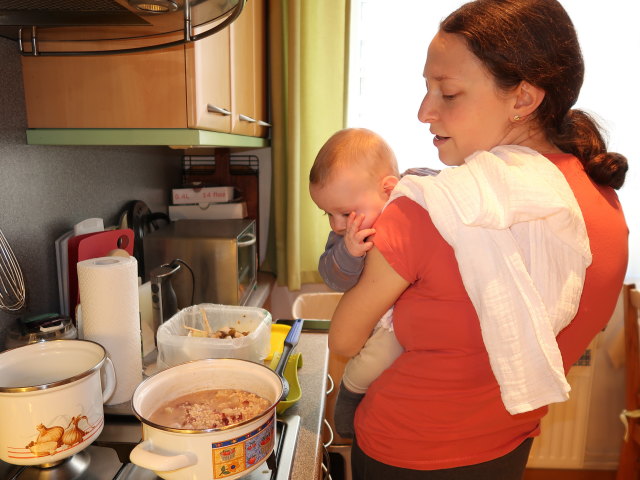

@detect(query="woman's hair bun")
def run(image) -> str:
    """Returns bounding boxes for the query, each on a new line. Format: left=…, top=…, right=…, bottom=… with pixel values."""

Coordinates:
left=585, top=152, right=628, bottom=190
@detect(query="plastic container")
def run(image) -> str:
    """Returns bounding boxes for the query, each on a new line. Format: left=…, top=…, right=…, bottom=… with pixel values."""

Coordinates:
left=156, top=303, right=271, bottom=370
left=291, top=292, right=343, bottom=320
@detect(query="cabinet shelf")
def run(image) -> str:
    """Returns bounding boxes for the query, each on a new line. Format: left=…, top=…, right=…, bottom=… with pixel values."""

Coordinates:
left=25, top=128, right=269, bottom=149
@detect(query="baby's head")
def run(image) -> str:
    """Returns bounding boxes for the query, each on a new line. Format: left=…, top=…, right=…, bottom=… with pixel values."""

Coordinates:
left=309, top=128, right=399, bottom=235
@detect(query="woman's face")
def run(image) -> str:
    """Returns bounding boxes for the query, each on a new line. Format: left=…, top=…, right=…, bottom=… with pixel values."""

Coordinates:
left=417, top=31, right=518, bottom=166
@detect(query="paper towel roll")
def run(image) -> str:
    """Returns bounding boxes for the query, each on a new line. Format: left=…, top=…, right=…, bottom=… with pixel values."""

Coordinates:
left=78, top=256, right=142, bottom=405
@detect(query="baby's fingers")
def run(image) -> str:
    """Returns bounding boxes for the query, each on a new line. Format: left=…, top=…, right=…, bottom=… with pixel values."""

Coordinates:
left=355, top=228, right=376, bottom=242
left=347, top=212, right=365, bottom=231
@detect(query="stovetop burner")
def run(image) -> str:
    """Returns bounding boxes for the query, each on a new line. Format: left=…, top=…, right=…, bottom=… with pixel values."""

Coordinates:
left=0, top=415, right=301, bottom=480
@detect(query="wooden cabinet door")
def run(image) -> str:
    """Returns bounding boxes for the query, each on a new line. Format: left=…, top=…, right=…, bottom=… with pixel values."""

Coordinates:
left=230, top=0, right=259, bottom=136
left=22, top=46, right=188, bottom=128
left=253, top=0, right=269, bottom=138
left=186, top=25, right=232, bottom=132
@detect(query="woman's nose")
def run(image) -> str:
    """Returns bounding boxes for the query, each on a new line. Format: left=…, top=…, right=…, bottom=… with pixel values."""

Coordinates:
left=417, top=92, right=435, bottom=124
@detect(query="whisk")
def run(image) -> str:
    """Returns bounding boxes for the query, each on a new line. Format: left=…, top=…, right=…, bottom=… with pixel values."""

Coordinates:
left=0, top=228, right=26, bottom=312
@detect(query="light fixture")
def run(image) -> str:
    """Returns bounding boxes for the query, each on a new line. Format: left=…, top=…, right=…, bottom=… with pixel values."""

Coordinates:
left=128, top=0, right=179, bottom=14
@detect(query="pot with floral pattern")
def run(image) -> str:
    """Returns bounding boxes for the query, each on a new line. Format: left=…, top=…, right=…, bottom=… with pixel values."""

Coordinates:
left=0, top=339, right=116, bottom=466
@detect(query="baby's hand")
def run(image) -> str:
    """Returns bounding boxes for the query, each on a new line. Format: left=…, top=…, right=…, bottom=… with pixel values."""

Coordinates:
left=344, top=212, right=376, bottom=258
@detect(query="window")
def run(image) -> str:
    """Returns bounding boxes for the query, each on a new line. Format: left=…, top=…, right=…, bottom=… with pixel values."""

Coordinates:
left=348, top=0, right=639, bottom=279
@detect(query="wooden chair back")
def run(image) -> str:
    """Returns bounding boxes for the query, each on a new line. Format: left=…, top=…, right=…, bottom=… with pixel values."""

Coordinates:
left=617, top=283, right=640, bottom=480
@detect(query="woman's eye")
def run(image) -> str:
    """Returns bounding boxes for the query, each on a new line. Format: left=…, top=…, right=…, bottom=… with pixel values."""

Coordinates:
left=443, top=93, right=457, bottom=100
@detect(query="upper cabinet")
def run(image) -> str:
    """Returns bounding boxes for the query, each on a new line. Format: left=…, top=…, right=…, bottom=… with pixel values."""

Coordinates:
left=20, top=0, right=269, bottom=141
left=230, top=0, right=268, bottom=137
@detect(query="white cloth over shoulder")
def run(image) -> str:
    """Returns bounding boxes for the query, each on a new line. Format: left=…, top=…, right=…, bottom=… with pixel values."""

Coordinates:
left=388, top=145, right=592, bottom=414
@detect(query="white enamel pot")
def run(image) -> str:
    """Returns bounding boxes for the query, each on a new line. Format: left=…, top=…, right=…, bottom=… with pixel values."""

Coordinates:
left=0, top=339, right=116, bottom=466
left=130, top=358, right=284, bottom=480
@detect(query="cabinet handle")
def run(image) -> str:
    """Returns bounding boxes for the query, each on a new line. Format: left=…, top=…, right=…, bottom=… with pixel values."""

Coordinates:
left=323, top=419, right=334, bottom=449
left=326, top=374, right=334, bottom=396
left=207, top=104, right=231, bottom=116
left=257, top=120, right=272, bottom=127
left=238, top=114, right=257, bottom=123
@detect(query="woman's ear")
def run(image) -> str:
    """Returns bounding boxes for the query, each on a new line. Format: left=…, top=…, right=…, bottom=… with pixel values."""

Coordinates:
left=382, top=175, right=399, bottom=196
left=512, top=81, right=546, bottom=118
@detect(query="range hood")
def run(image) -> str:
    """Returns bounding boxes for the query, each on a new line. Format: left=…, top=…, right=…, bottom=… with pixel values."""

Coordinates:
left=0, top=0, right=244, bottom=55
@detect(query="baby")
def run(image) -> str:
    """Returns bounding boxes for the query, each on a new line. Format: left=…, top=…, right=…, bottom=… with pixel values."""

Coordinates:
left=309, top=127, right=437, bottom=437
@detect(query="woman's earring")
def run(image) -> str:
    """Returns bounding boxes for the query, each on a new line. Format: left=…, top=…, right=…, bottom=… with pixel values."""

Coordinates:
left=513, top=115, right=522, bottom=121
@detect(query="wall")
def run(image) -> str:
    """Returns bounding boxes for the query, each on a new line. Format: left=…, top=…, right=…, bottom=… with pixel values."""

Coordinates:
left=0, top=38, right=183, bottom=349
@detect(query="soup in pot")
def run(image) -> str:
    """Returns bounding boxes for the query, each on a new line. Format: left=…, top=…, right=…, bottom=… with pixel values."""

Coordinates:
left=149, top=389, right=271, bottom=430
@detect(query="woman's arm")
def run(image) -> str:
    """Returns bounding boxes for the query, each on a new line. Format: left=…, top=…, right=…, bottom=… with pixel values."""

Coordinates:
left=328, top=246, right=410, bottom=357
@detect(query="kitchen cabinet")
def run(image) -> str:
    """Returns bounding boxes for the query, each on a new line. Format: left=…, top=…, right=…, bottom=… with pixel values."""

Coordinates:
left=230, top=0, right=268, bottom=137
left=20, top=0, right=269, bottom=142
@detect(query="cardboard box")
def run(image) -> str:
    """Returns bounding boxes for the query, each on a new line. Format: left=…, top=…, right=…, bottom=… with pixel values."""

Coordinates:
left=168, top=202, right=248, bottom=221
left=171, top=186, right=235, bottom=204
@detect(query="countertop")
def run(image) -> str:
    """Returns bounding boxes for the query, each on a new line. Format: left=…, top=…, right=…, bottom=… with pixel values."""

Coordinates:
left=283, top=331, right=329, bottom=480
left=243, top=274, right=332, bottom=478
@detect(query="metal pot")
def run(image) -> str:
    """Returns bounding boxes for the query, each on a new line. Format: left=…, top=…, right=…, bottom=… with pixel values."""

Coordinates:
left=0, top=339, right=116, bottom=466
left=130, top=358, right=284, bottom=480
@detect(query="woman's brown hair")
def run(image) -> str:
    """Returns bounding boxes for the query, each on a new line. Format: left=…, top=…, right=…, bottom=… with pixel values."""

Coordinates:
left=441, top=0, right=627, bottom=189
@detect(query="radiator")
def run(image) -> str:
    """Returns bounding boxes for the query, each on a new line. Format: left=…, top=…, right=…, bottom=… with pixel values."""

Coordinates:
left=527, top=354, right=597, bottom=468
left=527, top=297, right=626, bottom=471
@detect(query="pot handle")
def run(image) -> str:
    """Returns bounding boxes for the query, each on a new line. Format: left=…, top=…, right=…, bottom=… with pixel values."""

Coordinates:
left=101, top=357, right=116, bottom=403
left=130, top=440, right=197, bottom=472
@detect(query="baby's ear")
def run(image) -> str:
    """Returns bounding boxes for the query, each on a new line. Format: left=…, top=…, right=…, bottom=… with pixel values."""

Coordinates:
left=382, top=175, right=399, bottom=195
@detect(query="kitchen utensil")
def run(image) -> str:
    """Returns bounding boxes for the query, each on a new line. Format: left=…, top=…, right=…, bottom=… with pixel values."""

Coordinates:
left=5, top=313, right=77, bottom=349
left=273, top=319, right=303, bottom=402
left=0, top=227, right=26, bottom=312
left=149, top=262, right=181, bottom=344
left=54, top=229, right=74, bottom=316
left=265, top=323, right=291, bottom=362
left=118, top=200, right=170, bottom=279
left=0, top=339, right=116, bottom=466
left=130, top=358, right=283, bottom=480
left=269, top=352, right=303, bottom=414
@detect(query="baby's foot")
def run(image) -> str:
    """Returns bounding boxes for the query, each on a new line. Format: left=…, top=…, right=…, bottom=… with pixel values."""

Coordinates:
left=334, top=382, right=365, bottom=438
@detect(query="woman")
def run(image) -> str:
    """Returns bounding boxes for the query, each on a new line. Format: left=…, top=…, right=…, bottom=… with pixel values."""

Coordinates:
left=328, top=0, right=628, bottom=478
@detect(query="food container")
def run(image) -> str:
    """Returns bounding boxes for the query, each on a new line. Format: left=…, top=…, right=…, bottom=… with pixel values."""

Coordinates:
left=130, top=358, right=283, bottom=480
left=0, top=339, right=116, bottom=466
left=156, top=303, right=271, bottom=370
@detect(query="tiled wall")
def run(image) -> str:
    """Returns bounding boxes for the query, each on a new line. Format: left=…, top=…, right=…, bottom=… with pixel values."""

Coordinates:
left=0, top=38, right=182, bottom=349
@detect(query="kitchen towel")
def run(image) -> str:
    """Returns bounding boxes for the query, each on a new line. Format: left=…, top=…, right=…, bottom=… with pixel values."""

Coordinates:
left=389, top=145, right=592, bottom=414
left=77, top=255, right=142, bottom=405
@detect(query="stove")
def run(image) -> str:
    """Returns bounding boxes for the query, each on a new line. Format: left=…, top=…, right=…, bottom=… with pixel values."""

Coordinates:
left=0, top=413, right=301, bottom=480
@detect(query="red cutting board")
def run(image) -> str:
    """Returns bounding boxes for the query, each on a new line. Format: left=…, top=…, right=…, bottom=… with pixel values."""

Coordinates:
left=67, top=229, right=134, bottom=322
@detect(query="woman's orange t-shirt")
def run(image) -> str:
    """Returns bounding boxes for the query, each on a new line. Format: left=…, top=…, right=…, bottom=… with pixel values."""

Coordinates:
left=355, top=154, right=628, bottom=469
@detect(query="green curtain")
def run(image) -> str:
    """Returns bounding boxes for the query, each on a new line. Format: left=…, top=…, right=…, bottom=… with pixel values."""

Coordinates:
left=265, top=0, right=350, bottom=290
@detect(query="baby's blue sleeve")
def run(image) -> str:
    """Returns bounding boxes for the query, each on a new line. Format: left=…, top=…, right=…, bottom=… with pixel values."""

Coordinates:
left=318, top=231, right=364, bottom=292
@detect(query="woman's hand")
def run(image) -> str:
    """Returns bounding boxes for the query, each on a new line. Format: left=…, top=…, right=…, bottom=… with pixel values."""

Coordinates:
left=329, top=247, right=410, bottom=357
